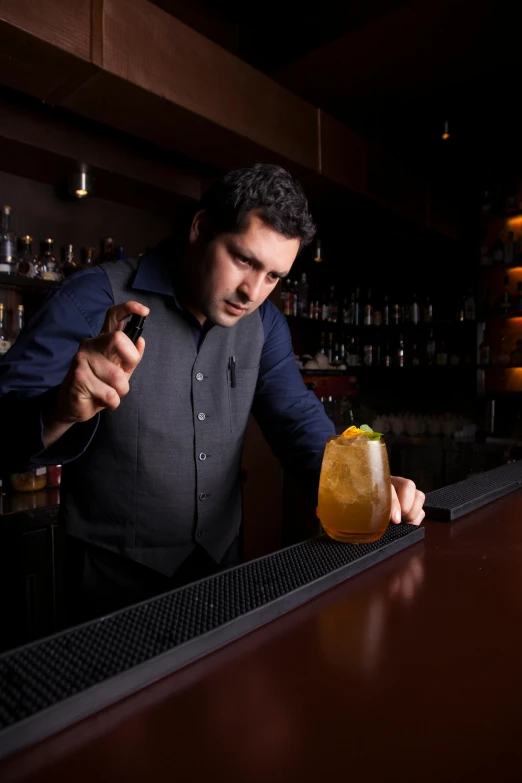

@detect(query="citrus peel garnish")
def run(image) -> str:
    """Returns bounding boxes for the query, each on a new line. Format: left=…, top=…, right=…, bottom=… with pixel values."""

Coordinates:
left=341, top=424, right=383, bottom=441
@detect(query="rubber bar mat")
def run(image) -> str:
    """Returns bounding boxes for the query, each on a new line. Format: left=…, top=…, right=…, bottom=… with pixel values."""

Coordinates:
left=424, top=460, right=522, bottom=521
left=0, top=523, right=423, bottom=759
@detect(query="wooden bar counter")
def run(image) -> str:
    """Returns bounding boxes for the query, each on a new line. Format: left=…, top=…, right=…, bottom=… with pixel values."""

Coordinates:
left=1, top=490, right=522, bottom=783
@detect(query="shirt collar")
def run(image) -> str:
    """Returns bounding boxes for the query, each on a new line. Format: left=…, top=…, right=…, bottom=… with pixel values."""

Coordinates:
left=132, top=240, right=183, bottom=311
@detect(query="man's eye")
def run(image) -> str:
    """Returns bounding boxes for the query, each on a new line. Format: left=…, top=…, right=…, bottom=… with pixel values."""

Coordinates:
left=268, top=274, right=280, bottom=282
left=236, top=256, right=249, bottom=265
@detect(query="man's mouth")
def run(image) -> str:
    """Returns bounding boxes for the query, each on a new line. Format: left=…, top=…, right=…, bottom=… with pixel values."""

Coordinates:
left=225, top=301, right=248, bottom=315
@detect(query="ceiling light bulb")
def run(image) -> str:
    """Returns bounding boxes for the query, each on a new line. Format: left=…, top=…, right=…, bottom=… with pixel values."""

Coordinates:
left=68, top=167, right=93, bottom=198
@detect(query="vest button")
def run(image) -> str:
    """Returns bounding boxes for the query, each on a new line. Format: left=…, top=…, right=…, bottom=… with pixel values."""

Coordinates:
left=199, top=452, right=207, bottom=461
left=197, top=412, right=206, bottom=421
left=196, top=530, right=205, bottom=538
left=195, top=372, right=204, bottom=381
left=199, top=492, right=206, bottom=501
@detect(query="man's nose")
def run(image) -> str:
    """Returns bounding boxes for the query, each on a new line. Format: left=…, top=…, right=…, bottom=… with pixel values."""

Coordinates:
left=238, top=271, right=264, bottom=303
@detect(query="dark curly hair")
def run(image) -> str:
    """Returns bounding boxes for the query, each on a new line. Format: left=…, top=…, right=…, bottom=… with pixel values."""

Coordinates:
left=198, top=163, right=316, bottom=251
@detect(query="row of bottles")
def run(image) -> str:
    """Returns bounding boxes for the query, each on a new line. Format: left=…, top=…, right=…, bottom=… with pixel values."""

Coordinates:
left=478, top=332, right=522, bottom=368
left=0, top=302, right=24, bottom=356
left=300, top=330, right=475, bottom=370
left=281, top=278, right=477, bottom=325
left=0, top=204, right=122, bottom=279
left=481, top=230, right=522, bottom=268
left=495, top=276, right=522, bottom=315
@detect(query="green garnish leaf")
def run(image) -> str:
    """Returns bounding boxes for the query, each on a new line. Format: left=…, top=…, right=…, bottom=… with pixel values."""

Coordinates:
left=366, top=431, right=383, bottom=440
left=359, top=424, right=374, bottom=432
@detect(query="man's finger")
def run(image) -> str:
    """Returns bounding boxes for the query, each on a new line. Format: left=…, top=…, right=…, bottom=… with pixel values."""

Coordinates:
left=101, top=301, right=149, bottom=334
left=390, top=476, right=425, bottom=525
left=390, top=484, right=402, bottom=524
left=90, top=331, right=141, bottom=370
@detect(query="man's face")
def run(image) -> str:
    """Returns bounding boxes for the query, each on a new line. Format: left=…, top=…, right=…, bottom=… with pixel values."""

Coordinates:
left=187, top=210, right=300, bottom=327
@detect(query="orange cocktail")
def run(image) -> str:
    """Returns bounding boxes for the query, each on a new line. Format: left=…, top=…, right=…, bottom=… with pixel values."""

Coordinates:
left=318, top=427, right=392, bottom=544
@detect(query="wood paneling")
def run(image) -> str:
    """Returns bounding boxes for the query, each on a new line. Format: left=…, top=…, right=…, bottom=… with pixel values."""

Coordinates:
left=0, top=93, right=202, bottom=203
left=94, top=0, right=318, bottom=172
left=0, top=0, right=91, bottom=59
left=0, top=0, right=457, bottom=236
left=319, top=111, right=367, bottom=195
left=0, top=20, right=95, bottom=103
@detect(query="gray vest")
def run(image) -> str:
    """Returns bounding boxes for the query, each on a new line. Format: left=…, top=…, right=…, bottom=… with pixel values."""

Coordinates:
left=61, top=258, right=265, bottom=576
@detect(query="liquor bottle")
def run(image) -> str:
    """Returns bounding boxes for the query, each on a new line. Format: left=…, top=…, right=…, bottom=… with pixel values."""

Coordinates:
left=0, top=205, right=17, bottom=275
left=423, top=296, right=433, bottom=323
left=118, top=245, right=125, bottom=260
left=101, top=236, right=117, bottom=263
left=391, top=300, right=400, bottom=326
left=319, top=332, right=326, bottom=355
left=449, top=346, right=460, bottom=366
left=84, top=247, right=96, bottom=268
left=313, top=298, right=319, bottom=319
left=373, top=299, right=383, bottom=327
left=478, top=332, right=492, bottom=366
left=11, top=304, right=24, bottom=343
left=40, top=239, right=62, bottom=281
left=494, top=332, right=510, bottom=366
left=383, top=293, right=390, bottom=326
left=517, top=281, right=522, bottom=312
left=480, top=244, right=493, bottom=267
left=363, top=340, right=373, bottom=366
left=0, top=303, right=11, bottom=355
left=313, top=239, right=323, bottom=263
left=280, top=278, right=287, bottom=313
left=321, top=291, right=329, bottom=321
left=352, top=288, right=361, bottom=327
left=17, top=235, right=37, bottom=278
left=505, top=189, right=519, bottom=215
left=426, top=329, right=436, bottom=366
left=492, top=233, right=504, bottom=265
left=410, top=292, right=420, bottom=325
left=62, top=244, right=79, bottom=278
left=292, top=280, right=299, bottom=317
left=498, top=276, right=512, bottom=315
left=327, top=332, right=334, bottom=362
left=411, top=343, right=421, bottom=366
left=297, top=273, right=309, bottom=317
left=328, top=285, right=338, bottom=323
left=363, top=288, right=372, bottom=326
left=504, top=231, right=515, bottom=267
left=283, top=278, right=292, bottom=316
left=347, top=336, right=361, bottom=366
left=436, top=340, right=448, bottom=366
left=395, top=334, right=405, bottom=367
left=464, top=288, right=476, bottom=320
left=511, top=339, right=522, bottom=367
left=342, top=297, right=351, bottom=325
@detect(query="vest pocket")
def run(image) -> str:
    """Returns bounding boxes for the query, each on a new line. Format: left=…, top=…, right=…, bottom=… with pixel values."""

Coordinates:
left=228, top=365, right=260, bottom=433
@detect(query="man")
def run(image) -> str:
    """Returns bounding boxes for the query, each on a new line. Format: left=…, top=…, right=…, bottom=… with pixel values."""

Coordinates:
left=0, top=164, right=424, bottom=621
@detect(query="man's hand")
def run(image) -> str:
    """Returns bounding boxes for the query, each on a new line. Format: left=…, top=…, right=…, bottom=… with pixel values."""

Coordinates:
left=390, top=476, right=425, bottom=526
left=43, top=301, right=149, bottom=447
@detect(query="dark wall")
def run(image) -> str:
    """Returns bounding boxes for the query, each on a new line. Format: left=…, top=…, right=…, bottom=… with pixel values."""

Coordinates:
left=0, top=170, right=175, bottom=262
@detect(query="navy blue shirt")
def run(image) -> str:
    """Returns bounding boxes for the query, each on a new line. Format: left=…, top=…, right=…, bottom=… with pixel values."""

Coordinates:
left=0, top=252, right=334, bottom=484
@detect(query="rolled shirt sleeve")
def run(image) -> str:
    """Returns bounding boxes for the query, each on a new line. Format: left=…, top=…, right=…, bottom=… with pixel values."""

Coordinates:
left=0, top=268, right=114, bottom=473
left=253, top=301, right=335, bottom=494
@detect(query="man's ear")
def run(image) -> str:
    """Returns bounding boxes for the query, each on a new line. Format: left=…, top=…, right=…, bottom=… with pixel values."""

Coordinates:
left=189, top=210, right=213, bottom=245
